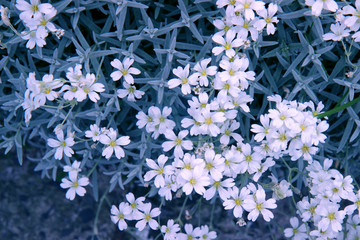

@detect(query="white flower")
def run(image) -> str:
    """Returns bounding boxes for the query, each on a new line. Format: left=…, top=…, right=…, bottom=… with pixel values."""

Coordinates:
left=63, top=160, right=82, bottom=180
left=204, top=177, right=235, bottom=201
left=251, top=114, right=273, bottom=142
left=243, top=186, right=277, bottom=222
left=238, top=143, right=262, bottom=174
left=305, top=0, right=338, bottom=16
left=177, top=224, right=202, bottom=240
left=323, top=23, right=350, bottom=41
left=16, top=0, right=53, bottom=21
left=212, top=30, right=243, bottom=57
left=343, top=1, right=360, bottom=31
left=168, top=64, right=197, bottom=95
left=110, top=57, right=141, bottom=84
left=161, top=219, right=180, bottom=240
left=316, top=201, right=345, bottom=232
left=21, top=27, right=48, bottom=49
left=110, top=202, right=131, bottom=231
left=203, top=149, right=225, bottom=181
left=182, top=166, right=210, bottom=195
left=151, top=106, right=176, bottom=135
left=220, top=121, right=243, bottom=145
left=77, top=73, right=105, bottom=102
left=85, top=124, right=108, bottom=142
left=195, top=110, right=226, bottom=137
left=125, top=193, right=145, bottom=220
left=254, top=3, right=279, bottom=35
left=60, top=174, right=89, bottom=200
left=234, top=0, right=265, bottom=20
left=99, top=128, right=130, bottom=159
left=144, top=155, right=174, bottom=188
left=223, top=186, right=250, bottom=218
left=117, top=82, right=145, bottom=101
left=284, top=217, right=308, bottom=240
left=135, top=203, right=161, bottom=231
left=162, top=130, right=193, bottom=158
left=47, top=129, right=75, bottom=160
left=191, top=58, right=217, bottom=87
left=198, top=225, right=217, bottom=240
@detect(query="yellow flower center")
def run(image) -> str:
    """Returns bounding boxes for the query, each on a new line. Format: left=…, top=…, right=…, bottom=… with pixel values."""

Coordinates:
left=182, top=77, right=188, bottom=84
left=245, top=155, right=252, bottom=162
left=310, top=206, right=316, bottom=214
left=205, top=118, right=212, bottom=125
left=109, top=140, right=116, bottom=147
left=256, top=203, right=263, bottom=210
left=158, top=168, right=164, bottom=175
left=118, top=213, right=124, bottom=219
left=206, top=162, right=213, bottom=170
left=224, top=25, right=231, bottom=32
left=201, top=70, right=207, bottom=76
left=70, top=86, right=78, bottom=92
left=43, top=87, right=51, bottom=94
left=121, top=69, right=128, bottom=75
left=128, top=86, right=135, bottom=93
left=244, top=3, right=250, bottom=9
left=235, top=199, right=242, bottom=205
left=280, top=115, right=286, bottom=120
left=145, top=214, right=152, bottom=221
left=229, top=0, right=236, bottom=5
left=265, top=17, right=272, bottom=23
left=229, top=69, right=235, bottom=76
left=225, top=129, right=231, bottom=136
left=189, top=178, right=196, bottom=185
left=224, top=43, right=232, bottom=50
left=72, top=181, right=79, bottom=188
left=31, top=4, right=39, bottom=13
left=131, top=202, right=137, bottom=209
left=147, top=116, right=153, bottom=122
left=184, top=163, right=191, bottom=170
left=60, top=141, right=66, bottom=147
left=214, top=181, right=221, bottom=188
left=40, top=18, right=47, bottom=26
left=83, top=86, right=90, bottom=93
left=200, top=103, right=207, bottom=108
left=279, top=134, right=287, bottom=141
left=224, top=83, right=230, bottom=90
left=175, top=138, right=182, bottom=145
left=328, top=213, right=335, bottom=220
left=301, top=145, right=309, bottom=153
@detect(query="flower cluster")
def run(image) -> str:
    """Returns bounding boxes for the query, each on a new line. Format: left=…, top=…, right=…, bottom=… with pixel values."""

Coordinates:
left=136, top=106, right=176, bottom=139
left=60, top=160, right=89, bottom=200
left=22, top=64, right=105, bottom=123
left=110, top=193, right=160, bottom=231
left=110, top=57, right=144, bottom=102
left=309, top=0, right=360, bottom=42
left=15, top=0, right=64, bottom=49
left=251, top=95, right=329, bottom=163
left=280, top=158, right=360, bottom=239
left=85, top=124, right=130, bottom=160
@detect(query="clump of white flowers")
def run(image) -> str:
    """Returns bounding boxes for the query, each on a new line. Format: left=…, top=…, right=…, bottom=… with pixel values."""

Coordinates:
left=15, top=0, right=64, bottom=48
left=251, top=95, right=329, bottom=163
left=60, top=160, right=89, bottom=200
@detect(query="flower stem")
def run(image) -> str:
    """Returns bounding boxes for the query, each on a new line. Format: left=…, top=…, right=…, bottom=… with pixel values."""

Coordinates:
left=316, top=95, right=360, bottom=119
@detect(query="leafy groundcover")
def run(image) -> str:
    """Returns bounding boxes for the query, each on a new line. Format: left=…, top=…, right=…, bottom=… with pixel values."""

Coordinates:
left=1, top=0, right=360, bottom=239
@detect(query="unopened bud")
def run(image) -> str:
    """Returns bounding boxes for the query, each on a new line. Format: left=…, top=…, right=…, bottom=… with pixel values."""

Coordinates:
left=0, top=6, right=11, bottom=27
